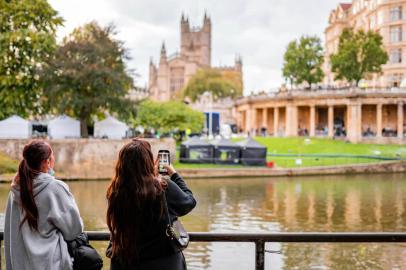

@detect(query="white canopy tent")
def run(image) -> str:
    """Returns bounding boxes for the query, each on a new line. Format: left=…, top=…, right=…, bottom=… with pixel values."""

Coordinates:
left=0, top=115, right=31, bottom=139
left=48, top=115, right=80, bottom=139
left=94, top=116, right=128, bottom=139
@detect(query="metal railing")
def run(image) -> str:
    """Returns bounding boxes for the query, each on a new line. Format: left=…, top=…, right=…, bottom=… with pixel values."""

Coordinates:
left=1, top=232, right=405, bottom=270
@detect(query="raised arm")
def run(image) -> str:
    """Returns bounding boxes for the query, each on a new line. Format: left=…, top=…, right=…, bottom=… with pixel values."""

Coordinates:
left=164, top=165, right=196, bottom=217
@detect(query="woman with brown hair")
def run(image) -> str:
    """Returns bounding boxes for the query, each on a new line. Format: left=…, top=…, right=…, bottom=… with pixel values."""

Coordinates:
left=4, top=140, right=83, bottom=270
left=106, top=139, right=196, bottom=270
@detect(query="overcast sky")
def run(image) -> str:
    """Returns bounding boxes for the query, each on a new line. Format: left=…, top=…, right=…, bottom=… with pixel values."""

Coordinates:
left=48, top=0, right=343, bottom=95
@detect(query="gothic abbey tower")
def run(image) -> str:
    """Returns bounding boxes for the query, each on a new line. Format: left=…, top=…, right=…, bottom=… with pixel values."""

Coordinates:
left=148, top=13, right=243, bottom=101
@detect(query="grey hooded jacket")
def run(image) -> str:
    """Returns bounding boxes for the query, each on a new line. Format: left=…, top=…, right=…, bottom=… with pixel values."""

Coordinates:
left=4, top=173, right=83, bottom=270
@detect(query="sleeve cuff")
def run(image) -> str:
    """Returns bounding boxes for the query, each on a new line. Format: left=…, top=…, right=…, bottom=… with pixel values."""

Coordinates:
left=170, top=172, right=180, bottom=181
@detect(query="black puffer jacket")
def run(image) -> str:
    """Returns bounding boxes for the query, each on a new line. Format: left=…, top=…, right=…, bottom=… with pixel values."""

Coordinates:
left=110, top=173, right=196, bottom=270
left=67, top=232, right=103, bottom=270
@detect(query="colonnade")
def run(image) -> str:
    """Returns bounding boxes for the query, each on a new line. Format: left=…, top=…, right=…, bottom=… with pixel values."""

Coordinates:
left=237, top=100, right=405, bottom=143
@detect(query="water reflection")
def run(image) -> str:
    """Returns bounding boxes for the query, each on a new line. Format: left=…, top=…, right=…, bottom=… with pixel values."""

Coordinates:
left=0, top=173, right=404, bottom=269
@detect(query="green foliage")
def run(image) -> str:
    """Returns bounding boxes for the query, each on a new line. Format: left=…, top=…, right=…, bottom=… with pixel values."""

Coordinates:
left=182, top=68, right=242, bottom=101
left=137, top=100, right=204, bottom=133
left=42, top=22, right=135, bottom=137
left=282, top=36, right=324, bottom=88
left=0, top=0, right=63, bottom=119
left=330, top=28, right=388, bottom=86
left=0, top=151, right=18, bottom=174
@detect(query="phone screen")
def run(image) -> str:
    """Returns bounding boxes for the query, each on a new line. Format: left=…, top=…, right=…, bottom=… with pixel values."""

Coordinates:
left=158, top=151, right=170, bottom=174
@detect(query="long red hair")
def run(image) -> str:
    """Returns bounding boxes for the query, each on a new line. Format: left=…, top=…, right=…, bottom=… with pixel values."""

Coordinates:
left=106, top=139, right=165, bottom=265
left=17, top=140, right=52, bottom=231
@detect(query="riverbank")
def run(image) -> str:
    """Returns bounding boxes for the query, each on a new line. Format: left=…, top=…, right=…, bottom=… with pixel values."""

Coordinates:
left=1, top=160, right=405, bottom=182
left=177, top=160, right=406, bottom=179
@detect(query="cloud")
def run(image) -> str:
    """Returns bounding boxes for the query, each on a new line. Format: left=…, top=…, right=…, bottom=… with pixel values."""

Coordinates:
left=48, top=0, right=342, bottom=95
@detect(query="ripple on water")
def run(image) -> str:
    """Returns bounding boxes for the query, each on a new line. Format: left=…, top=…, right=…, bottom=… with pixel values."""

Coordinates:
left=0, top=174, right=405, bottom=269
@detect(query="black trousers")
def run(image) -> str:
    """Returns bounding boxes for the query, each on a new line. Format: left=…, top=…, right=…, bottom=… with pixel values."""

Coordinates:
left=111, top=252, right=186, bottom=270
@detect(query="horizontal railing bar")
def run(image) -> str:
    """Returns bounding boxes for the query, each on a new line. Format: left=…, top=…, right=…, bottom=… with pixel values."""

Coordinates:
left=83, top=232, right=406, bottom=243
left=188, top=232, right=406, bottom=242
left=1, top=231, right=405, bottom=242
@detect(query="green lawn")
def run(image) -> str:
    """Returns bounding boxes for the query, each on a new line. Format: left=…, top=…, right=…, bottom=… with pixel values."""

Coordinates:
left=0, top=151, right=18, bottom=175
left=252, top=137, right=406, bottom=157
left=175, top=137, right=406, bottom=169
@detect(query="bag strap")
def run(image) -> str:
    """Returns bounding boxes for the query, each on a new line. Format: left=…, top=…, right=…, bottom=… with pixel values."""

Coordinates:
left=162, top=191, right=172, bottom=227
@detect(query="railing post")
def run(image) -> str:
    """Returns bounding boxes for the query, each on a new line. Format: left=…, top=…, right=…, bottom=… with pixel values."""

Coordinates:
left=255, top=239, right=265, bottom=270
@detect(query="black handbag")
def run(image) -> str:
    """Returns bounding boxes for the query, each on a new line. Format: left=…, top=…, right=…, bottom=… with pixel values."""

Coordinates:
left=67, top=232, right=103, bottom=270
left=163, top=193, right=190, bottom=251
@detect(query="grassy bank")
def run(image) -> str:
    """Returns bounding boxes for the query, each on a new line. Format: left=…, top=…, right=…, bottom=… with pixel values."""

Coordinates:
left=176, top=137, right=406, bottom=169
left=254, top=137, right=405, bottom=168
left=0, top=151, right=18, bottom=175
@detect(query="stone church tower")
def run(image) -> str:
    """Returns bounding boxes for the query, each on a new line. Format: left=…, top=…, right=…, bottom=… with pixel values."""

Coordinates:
left=180, top=13, right=211, bottom=67
left=148, top=13, right=242, bottom=101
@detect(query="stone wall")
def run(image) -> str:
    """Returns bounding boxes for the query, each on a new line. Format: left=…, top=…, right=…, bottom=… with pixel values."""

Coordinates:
left=0, top=138, right=176, bottom=179
left=178, top=161, right=406, bottom=179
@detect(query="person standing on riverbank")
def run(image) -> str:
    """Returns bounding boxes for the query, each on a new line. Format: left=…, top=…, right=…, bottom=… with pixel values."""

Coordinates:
left=106, top=139, right=196, bottom=270
left=4, top=140, right=83, bottom=270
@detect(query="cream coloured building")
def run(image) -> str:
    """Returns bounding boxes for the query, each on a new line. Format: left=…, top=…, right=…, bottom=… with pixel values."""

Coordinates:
left=234, top=89, right=406, bottom=143
left=324, top=0, right=406, bottom=87
left=148, top=14, right=242, bottom=101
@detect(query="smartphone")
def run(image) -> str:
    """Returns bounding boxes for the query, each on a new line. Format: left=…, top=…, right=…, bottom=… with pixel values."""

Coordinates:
left=158, top=150, right=170, bottom=174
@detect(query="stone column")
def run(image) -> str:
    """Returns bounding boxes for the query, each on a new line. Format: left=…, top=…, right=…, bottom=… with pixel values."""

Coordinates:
left=328, top=105, right=334, bottom=137
left=310, top=105, right=316, bottom=137
left=398, top=102, right=404, bottom=139
left=251, top=107, right=257, bottom=135
left=274, top=107, right=279, bottom=136
left=286, top=104, right=298, bottom=136
left=347, top=103, right=362, bottom=143
left=376, top=104, right=382, bottom=138
left=245, top=109, right=251, bottom=133
left=262, top=108, right=268, bottom=129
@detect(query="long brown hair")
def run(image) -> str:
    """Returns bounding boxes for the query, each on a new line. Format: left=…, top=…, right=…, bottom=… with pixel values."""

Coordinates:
left=17, top=140, right=52, bottom=231
left=106, top=139, right=165, bottom=265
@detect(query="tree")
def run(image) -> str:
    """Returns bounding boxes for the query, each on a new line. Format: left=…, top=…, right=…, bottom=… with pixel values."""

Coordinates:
left=137, top=100, right=204, bottom=134
left=330, top=28, right=388, bottom=86
left=282, top=36, right=324, bottom=89
left=182, top=68, right=242, bottom=101
left=0, top=0, right=62, bottom=119
left=42, top=22, right=135, bottom=137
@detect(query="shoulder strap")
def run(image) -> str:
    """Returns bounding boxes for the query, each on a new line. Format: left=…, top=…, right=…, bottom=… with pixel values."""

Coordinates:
left=162, top=192, right=172, bottom=226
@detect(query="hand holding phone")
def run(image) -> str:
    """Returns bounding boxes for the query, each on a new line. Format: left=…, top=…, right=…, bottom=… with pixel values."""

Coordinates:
left=158, top=150, right=170, bottom=175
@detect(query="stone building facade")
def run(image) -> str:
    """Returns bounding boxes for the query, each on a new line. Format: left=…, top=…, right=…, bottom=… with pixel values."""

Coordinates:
left=324, top=0, right=406, bottom=87
left=148, top=14, right=242, bottom=101
left=234, top=89, right=406, bottom=143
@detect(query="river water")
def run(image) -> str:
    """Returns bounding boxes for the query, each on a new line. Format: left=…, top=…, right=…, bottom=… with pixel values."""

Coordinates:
left=0, top=173, right=405, bottom=269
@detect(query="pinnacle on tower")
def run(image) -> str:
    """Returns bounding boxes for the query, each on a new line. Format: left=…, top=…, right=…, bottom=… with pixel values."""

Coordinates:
left=181, top=13, right=189, bottom=24
left=235, top=54, right=242, bottom=64
left=181, top=13, right=189, bottom=33
left=203, top=11, right=211, bottom=24
left=160, top=42, right=166, bottom=56
left=160, top=42, right=167, bottom=63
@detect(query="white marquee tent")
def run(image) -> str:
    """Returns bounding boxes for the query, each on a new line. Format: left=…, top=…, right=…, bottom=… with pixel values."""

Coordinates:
left=48, top=115, right=80, bottom=139
left=0, top=115, right=31, bottom=139
left=94, top=116, right=128, bottom=139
